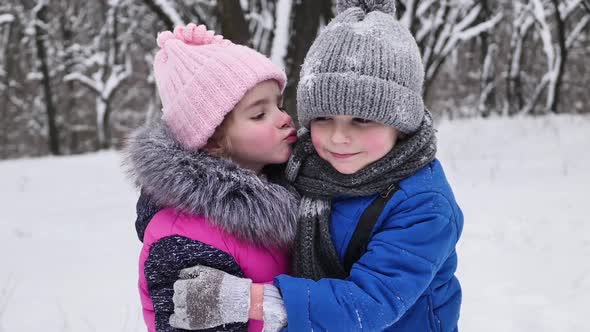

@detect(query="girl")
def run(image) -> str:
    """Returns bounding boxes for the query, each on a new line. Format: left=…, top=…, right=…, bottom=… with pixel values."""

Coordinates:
left=125, top=23, right=299, bottom=332
left=170, top=1, right=464, bottom=331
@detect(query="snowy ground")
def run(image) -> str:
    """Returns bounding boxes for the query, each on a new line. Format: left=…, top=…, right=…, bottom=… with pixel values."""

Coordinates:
left=1, top=114, right=589, bottom=331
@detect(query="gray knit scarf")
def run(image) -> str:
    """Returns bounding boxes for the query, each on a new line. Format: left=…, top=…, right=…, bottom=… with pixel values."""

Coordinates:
left=286, top=110, right=437, bottom=280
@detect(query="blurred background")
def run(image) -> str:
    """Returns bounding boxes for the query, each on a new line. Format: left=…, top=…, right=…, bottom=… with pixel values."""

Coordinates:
left=0, top=0, right=588, bottom=158
left=1, top=1, right=589, bottom=331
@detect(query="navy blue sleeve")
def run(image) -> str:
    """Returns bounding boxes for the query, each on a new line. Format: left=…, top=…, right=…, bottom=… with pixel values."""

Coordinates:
left=275, top=191, right=459, bottom=331
left=135, top=191, right=160, bottom=242
left=144, top=235, right=248, bottom=332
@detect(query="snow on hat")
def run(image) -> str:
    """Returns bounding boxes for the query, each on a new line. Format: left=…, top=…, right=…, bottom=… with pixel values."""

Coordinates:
left=297, top=0, right=425, bottom=133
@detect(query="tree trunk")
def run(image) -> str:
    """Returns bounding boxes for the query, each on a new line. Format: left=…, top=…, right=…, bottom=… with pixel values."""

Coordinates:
left=422, top=3, right=451, bottom=100
left=549, top=0, right=567, bottom=113
left=102, top=99, right=112, bottom=149
left=478, top=0, right=496, bottom=116
left=506, top=10, right=532, bottom=115
left=35, top=3, right=61, bottom=155
left=60, top=7, right=77, bottom=154
left=283, top=0, right=330, bottom=123
left=101, top=2, right=120, bottom=149
left=96, top=97, right=107, bottom=150
left=218, top=0, right=251, bottom=45
left=1, top=17, right=14, bottom=159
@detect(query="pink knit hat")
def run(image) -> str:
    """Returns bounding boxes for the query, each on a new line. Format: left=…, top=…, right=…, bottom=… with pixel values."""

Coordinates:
left=153, top=23, right=287, bottom=150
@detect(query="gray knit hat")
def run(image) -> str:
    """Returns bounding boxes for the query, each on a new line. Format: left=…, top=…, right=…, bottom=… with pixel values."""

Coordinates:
left=297, top=0, right=425, bottom=133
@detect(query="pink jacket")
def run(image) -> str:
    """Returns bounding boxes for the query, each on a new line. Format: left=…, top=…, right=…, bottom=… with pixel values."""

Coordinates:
left=127, top=121, right=298, bottom=332
left=139, top=208, right=290, bottom=332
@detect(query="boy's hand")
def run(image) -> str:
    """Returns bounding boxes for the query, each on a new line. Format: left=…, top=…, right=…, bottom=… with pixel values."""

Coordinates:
left=262, top=284, right=288, bottom=332
left=169, top=265, right=252, bottom=330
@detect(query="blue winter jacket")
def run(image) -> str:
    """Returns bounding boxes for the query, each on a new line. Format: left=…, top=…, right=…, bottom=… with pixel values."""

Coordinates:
left=275, top=159, right=463, bottom=331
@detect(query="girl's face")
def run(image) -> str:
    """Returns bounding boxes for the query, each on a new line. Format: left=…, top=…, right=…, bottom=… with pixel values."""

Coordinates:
left=310, top=116, right=399, bottom=175
left=224, top=80, right=296, bottom=173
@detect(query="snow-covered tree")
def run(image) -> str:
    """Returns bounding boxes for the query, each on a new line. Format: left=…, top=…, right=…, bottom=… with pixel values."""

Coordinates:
left=398, top=0, right=504, bottom=99
left=281, top=0, right=333, bottom=120
left=506, top=0, right=535, bottom=114
left=1, top=0, right=589, bottom=159
left=0, top=10, right=16, bottom=158
left=245, top=0, right=277, bottom=54
left=474, top=0, right=499, bottom=116
left=64, top=0, right=132, bottom=149
left=141, top=0, right=185, bottom=30
left=527, top=0, right=588, bottom=114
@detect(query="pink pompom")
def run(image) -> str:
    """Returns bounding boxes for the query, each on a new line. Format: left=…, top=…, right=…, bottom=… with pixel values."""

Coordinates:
left=170, top=23, right=227, bottom=46
left=172, top=25, right=187, bottom=42
left=156, top=31, right=175, bottom=48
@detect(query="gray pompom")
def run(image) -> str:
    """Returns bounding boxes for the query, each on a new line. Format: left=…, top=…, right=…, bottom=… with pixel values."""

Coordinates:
left=336, top=0, right=397, bottom=15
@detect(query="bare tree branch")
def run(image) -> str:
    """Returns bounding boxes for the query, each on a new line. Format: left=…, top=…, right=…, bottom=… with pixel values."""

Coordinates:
left=142, top=0, right=184, bottom=31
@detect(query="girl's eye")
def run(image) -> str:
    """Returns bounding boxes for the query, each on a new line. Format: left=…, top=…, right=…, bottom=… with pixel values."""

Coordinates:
left=251, top=112, right=265, bottom=120
left=353, top=117, right=372, bottom=124
left=278, top=106, right=286, bottom=112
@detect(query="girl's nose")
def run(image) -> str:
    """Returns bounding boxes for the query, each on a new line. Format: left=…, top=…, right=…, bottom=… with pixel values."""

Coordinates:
left=277, top=110, right=293, bottom=128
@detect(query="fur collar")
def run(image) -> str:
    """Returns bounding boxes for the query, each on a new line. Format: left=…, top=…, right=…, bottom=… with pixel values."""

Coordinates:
left=124, top=121, right=299, bottom=249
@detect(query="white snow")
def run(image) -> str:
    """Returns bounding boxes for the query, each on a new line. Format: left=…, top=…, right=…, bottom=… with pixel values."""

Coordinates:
left=437, top=114, right=590, bottom=331
left=1, top=114, right=589, bottom=331
left=0, top=153, right=141, bottom=331
left=0, top=14, right=15, bottom=25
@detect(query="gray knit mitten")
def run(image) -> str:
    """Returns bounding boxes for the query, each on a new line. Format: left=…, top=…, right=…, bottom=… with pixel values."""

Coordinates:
left=262, top=285, right=288, bottom=332
left=169, top=265, right=252, bottom=330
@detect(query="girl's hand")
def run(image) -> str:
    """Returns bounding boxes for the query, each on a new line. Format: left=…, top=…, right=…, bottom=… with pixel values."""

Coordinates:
left=169, top=265, right=252, bottom=329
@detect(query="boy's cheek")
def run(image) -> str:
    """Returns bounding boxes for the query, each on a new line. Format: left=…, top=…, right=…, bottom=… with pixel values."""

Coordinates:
left=310, top=129, right=324, bottom=152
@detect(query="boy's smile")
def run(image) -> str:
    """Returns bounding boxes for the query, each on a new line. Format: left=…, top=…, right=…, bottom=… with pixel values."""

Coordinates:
left=310, top=115, right=400, bottom=174
left=329, top=151, right=361, bottom=159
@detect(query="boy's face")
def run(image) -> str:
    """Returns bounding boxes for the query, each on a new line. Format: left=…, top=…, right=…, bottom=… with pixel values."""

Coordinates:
left=310, top=115, right=399, bottom=175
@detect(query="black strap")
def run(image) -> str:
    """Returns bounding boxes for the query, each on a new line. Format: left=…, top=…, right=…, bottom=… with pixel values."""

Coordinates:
left=343, top=184, right=398, bottom=274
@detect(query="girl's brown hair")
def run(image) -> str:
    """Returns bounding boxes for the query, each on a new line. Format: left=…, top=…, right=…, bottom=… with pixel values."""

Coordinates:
left=203, top=113, right=234, bottom=158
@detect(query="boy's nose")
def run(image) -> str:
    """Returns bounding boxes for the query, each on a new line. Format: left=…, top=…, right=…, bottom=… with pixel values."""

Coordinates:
left=331, top=127, right=350, bottom=144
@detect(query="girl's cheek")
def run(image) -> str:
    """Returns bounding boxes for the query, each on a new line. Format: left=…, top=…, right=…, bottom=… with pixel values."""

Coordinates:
left=247, top=125, right=277, bottom=145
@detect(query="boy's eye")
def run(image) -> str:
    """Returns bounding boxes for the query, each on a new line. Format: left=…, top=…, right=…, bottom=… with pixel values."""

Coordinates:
left=353, top=117, right=372, bottom=124
left=313, top=117, right=330, bottom=122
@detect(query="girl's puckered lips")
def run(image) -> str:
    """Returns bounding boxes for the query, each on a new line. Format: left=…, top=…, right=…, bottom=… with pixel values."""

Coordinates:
left=284, top=130, right=298, bottom=143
